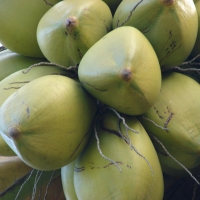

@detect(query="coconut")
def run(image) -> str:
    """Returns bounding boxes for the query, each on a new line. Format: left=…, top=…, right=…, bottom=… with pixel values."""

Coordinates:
left=74, top=110, right=164, bottom=199
left=37, top=0, right=113, bottom=67
left=138, top=72, right=200, bottom=176
left=113, top=0, right=198, bottom=68
left=0, top=75, right=97, bottom=170
left=78, top=26, right=161, bottom=116
left=0, top=0, right=61, bottom=58
left=61, top=160, right=78, bottom=200
left=0, top=63, right=74, bottom=156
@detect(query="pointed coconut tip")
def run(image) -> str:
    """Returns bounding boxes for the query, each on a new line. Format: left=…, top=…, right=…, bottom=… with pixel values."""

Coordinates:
left=160, top=0, right=175, bottom=6
left=65, top=16, right=78, bottom=30
left=8, top=126, right=21, bottom=141
left=119, top=68, right=132, bottom=82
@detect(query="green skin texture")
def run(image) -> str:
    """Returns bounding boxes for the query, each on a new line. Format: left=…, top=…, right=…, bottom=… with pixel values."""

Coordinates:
left=0, top=75, right=97, bottom=170
left=0, top=50, right=46, bottom=82
left=78, top=26, right=161, bottom=116
left=61, top=160, right=78, bottom=200
left=0, top=65, right=74, bottom=156
left=74, top=111, right=164, bottom=200
left=113, top=0, right=198, bottom=68
left=138, top=72, right=200, bottom=176
left=37, top=0, right=113, bottom=67
left=0, top=0, right=61, bottom=58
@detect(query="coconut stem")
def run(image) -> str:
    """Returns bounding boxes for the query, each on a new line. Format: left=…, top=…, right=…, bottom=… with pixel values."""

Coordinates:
left=31, top=170, right=44, bottom=200
left=43, top=0, right=53, bottom=6
left=15, top=169, right=35, bottom=200
left=44, top=170, right=56, bottom=200
left=150, top=134, right=200, bottom=185
left=142, top=116, right=169, bottom=131
left=22, top=62, right=78, bottom=76
left=162, top=54, right=200, bottom=72
left=94, top=122, right=122, bottom=172
left=102, top=107, right=154, bottom=176
left=117, top=0, right=144, bottom=27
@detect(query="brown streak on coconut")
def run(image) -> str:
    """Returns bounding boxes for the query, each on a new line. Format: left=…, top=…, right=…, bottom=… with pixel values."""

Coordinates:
left=82, top=82, right=108, bottom=92
left=164, top=112, right=174, bottom=131
left=65, top=126, right=92, bottom=164
left=153, top=106, right=164, bottom=119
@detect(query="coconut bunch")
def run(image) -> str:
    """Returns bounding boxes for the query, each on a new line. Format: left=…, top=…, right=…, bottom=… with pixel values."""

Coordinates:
left=1, top=0, right=200, bottom=199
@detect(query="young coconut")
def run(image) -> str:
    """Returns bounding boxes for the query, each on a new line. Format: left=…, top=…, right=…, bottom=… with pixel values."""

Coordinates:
left=138, top=72, right=200, bottom=177
left=73, top=110, right=164, bottom=200
left=0, top=0, right=61, bottom=58
left=113, top=0, right=198, bottom=68
left=61, top=160, right=78, bottom=200
left=0, top=65, right=75, bottom=156
left=37, top=0, right=113, bottom=67
left=0, top=49, right=46, bottom=81
left=78, top=26, right=162, bottom=116
left=0, top=75, right=97, bottom=170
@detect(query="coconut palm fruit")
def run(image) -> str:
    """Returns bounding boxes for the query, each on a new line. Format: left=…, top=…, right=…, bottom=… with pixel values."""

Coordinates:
left=61, top=160, right=78, bottom=200
left=0, top=0, right=61, bottom=58
left=0, top=75, right=97, bottom=170
left=102, top=0, right=122, bottom=15
left=78, top=26, right=161, bottom=116
left=0, top=156, right=61, bottom=200
left=37, top=0, right=113, bottom=67
left=0, top=65, right=74, bottom=156
left=138, top=72, right=200, bottom=176
left=74, top=110, right=164, bottom=200
left=113, top=0, right=198, bottom=68
left=0, top=49, right=46, bottom=81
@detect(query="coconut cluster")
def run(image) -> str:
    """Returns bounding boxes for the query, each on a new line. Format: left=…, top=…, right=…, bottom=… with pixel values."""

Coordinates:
left=0, top=0, right=200, bottom=199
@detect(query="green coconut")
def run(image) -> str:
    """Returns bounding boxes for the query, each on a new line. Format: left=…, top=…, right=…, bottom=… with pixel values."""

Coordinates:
left=37, top=0, right=113, bottom=67
left=113, top=0, right=198, bottom=68
left=138, top=72, right=200, bottom=176
left=0, top=49, right=46, bottom=81
left=0, top=75, right=97, bottom=170
left=74, top=110, right=164, bottom=200
left=78, top=26, right=161, bottom=116
left=0, top=0, right=61, bottom=58
left=0, top=65, right=74, bottom=156
left=61, top=160, right=78, bottom=200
